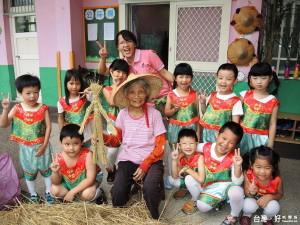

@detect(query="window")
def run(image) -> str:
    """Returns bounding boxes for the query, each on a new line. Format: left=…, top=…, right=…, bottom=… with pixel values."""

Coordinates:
left=15, top=15, right=36, bottom=33
left=3, top=0, right=35, bottom=15
left=271, top=1, right=300, bottom=77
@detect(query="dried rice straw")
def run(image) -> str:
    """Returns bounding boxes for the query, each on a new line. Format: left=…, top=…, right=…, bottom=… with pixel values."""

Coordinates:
left=0, top=201, right=166, bottom=225
left=79, top=83, right=117, bottom=165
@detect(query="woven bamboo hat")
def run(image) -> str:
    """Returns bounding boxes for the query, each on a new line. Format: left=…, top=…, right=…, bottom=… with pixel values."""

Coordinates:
left=230, top=6, right=261, bottom=34
left=113, top=73, right=163, bottom=108
left=227, top=38, right=255, bottom=66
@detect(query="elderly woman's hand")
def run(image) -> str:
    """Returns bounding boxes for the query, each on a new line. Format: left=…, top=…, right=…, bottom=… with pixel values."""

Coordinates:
left=133, top=168, right=146, bottom=181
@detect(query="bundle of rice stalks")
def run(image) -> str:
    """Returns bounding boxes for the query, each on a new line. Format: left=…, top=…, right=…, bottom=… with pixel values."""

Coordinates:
left=0, top=201, right=166, bottom=225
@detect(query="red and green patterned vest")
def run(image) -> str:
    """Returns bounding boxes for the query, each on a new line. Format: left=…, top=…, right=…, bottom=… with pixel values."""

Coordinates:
left=11, top=104, right=48, bottom=145
left=246, top=169, right=280, bottom=197
left=241, top=90, right=279, bottom=135
left=104, top=86, right=120, bottom=121
left=202, top=143, right=234, bottom=188
left=200, top=92, right=240, bottom=130
left=59, top=96, right=93, bottom=126
left=58, top=148, right=100, bottom=190
left=169, top=89, right=199, bottom=126
left=180, top=152, right=202, bottom=171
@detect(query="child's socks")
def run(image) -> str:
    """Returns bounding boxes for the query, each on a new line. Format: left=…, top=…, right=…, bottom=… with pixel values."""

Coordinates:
left=44, top=176, right=52, bottom=194
left=25, top=179, right=37, bottom=196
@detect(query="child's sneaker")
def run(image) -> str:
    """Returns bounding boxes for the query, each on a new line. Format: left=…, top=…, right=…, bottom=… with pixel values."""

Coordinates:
left=240, top=216, right=251, bottom=225
left=182, top=200, right=198, bottom=215
left=28, top=195, right=39, bottom=204
left=173, top=189, right=189, bottom=199
left=44, top=192, right=55, bottom=204
left=164, top=175, right=173, bottom=189
left=221, top=214, right=238, bottom=225
left=262, top=220, right=274, bottom=225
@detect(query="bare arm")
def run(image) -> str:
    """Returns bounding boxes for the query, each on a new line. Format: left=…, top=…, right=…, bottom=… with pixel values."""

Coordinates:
left=50, top=153, right=62, bottom=185
left=198, top=90, right=207, bottom=114
left=64, top=151, right=96, bottom=201
left=58, top=113, right=64, bottom=130
left=268, top=105, right=279, bottom=149
left=103, top=86, right=116, bottom=106
left=164, top=95, right=179, bottom=117
left=196, top=92, right=201, bottom=141
left=171, top=145, right=180, bottom=179
left=0, top=93, right=13, bottom=127
left=185, top=154, right=205, bottom=184
left=158, top=68, right=174, bottom=83
left=97, top=41, right=110, bottom=75
left=232, top=115, right=240, bottom=124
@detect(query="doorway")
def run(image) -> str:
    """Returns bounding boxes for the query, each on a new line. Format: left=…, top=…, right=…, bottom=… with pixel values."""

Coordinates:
left=130, top=4, right=170, bottom=69
left=10, top=14, right=40, bottom=101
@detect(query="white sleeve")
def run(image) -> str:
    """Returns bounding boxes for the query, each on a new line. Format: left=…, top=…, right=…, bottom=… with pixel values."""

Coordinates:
left=196, top=143, right=205, bottom=153
left=57, top=101, right=64, bottom=113
left=240, top=91, right=247, bottom=98
left=232, top=100, right=243, bottom=116
left=86, top=91, right=92, bottom=102
left=231, top=165, right=244, bottom=185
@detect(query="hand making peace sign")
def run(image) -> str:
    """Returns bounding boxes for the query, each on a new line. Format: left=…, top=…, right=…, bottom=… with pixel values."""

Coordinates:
left=50, top=153, right=61, bottom=173
left=96, top=41, right=108, bottom=59
left=1, top=92, right=11, bottom=110
left=198, top=89, right=207, bottom=105
left=232, top=148, right=243, bottom=167
left=171, top=144, right=179, bottom=160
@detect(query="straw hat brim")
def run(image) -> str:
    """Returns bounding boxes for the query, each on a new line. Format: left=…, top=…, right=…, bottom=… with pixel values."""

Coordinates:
left=227, top=38, right=255, bottom=66
left=231, top=6, right=261, bottom=34
left=113, top=73, right=163, bottom=108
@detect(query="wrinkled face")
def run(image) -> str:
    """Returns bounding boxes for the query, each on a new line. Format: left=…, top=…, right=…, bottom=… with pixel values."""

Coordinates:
left=110, top=69, right=127, bottom=86
left=215, top=128, right=239, bottom=157
left=19, top=86, right=40, bottom=108
left=179, top=136, right=197, bottom=157
left=175, top=75, right=192, bottom=90
left=67, top=77, right=81, bottom=97
left=251, top=158, right=273, bottom=182
left=126, top=83, right=147, bottom=109
left=250, top=75, right=272, bottom=91
left=216, top=70, right=237, bottom=95
left=117, top=35, right=136, bottom=60
left=61, top=137, right=82, bottom=158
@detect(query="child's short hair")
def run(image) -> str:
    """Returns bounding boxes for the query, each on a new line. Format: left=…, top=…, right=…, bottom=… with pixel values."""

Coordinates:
left=60, top=124, right=84, bottom=142
left=217, top=63, right=238, bottom=79
left=242, top=145, right=280, bottom=178
left=178, top=128, right=198, bottom=142
left=14, top=74, right=41, bottom=93
left=219, top=121, right=243, bottom=145
left=109, top=59, right=129, bottom=75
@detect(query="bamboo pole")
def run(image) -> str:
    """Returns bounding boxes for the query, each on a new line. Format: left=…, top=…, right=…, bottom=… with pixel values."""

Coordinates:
left=69, top=51, right=75, bottom=69
left=57, top=51, right=62, bottom=98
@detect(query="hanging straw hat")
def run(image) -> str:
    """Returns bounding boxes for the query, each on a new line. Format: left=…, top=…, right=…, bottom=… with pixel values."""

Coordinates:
left=227, top=38, right=255, bottom=66
left=113, top=73, right=163, bottom=108
left=230, top=6, right=261, bottom=34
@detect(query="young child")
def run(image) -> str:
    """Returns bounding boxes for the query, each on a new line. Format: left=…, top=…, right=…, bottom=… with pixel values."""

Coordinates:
left=240, top=145, right=283, bottom=225
left=164, top=63, right=200, bottom=189
left=199, top=63, right=243, bottom=143
left=102, top=74, right=166, bottom=219
left=0, top=75, right=53, bottom=203
left=102, top=59, right=129, bottom=184
left=169, top=128, right=205, bottom=215
left=57, top=69, right=93, bottom=147
left=194, top=122, right=245, bottom=225
left=239, top=62, right=280, bottom=155
left=50, top=124, right=103, bottom=202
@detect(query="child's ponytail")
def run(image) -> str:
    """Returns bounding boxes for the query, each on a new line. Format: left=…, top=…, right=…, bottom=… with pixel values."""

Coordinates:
left=271, top=70, right=280, bottom=96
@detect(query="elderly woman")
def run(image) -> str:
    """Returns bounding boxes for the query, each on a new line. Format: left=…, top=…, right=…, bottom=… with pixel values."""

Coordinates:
left=103, top=73, right=166, bottom=219
left=97, top=30, right=174, bottom=113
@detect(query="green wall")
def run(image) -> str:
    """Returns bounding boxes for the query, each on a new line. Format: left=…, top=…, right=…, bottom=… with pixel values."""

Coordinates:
left=0, top=65, right=16, bottom=100
left=40, top=67, right=60, bottom=106
left=234, top=80, right=300, bottom=114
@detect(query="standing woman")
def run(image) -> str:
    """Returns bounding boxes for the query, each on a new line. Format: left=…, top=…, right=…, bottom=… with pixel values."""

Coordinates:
left=97, top=30, right=174, bottom=114
left=102, top=74, right=166, bottom=219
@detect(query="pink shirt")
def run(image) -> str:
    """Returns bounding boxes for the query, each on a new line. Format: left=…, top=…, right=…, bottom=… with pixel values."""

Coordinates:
left=124, top=49, right=172, bottom=99
left=116, top=106, right=166, bottom=165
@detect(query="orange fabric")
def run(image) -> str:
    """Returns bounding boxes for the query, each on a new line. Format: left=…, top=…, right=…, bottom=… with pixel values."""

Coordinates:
left=139, top=133, right=166, bottom=172
left=103, top=127, right=122, bottom=147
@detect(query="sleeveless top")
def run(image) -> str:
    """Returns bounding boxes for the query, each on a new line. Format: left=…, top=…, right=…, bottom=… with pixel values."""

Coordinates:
left=200, top=92, right=240, bottom=130
left=58, top=96, right=93, bottom=126
left=246, top=169, right=281, bottom=196
left=202, top=143, right=234, bottom=188
left=104, top=86, right=120, bottom=121
left=180, top=152, right=202, bottom=172
left=58, top=148, right=100, bottom=190
left=11, top=104, right=48, bottom=145
left=240, top=90, right=279, bottom=135
left=169, top=89, right=199, bottom=126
